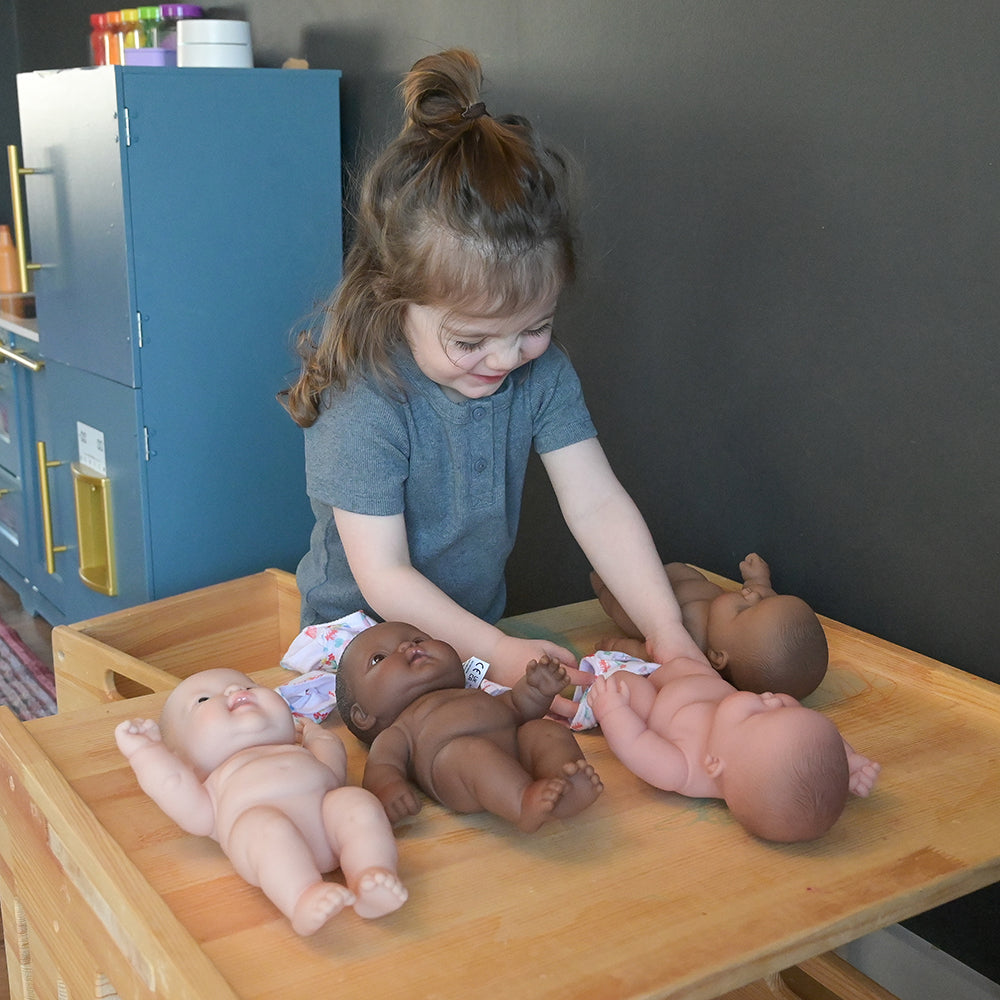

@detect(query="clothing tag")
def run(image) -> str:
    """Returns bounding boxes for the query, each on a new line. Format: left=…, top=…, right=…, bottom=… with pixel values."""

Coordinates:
left=463, top=656, right=490, bottom=688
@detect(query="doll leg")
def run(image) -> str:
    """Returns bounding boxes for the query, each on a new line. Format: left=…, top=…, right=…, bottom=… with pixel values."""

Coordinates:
left=322, top=786, right=408, bottom=919
left=226, top=806, right=355, bottom=936
left=516, top=719, right=603, bottom=820
left=432, top=735, right=574, bottom=833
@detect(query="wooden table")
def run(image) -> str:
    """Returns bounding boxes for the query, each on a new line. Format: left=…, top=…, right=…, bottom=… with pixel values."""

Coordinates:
left=2, top=593, right=999, bottom=1000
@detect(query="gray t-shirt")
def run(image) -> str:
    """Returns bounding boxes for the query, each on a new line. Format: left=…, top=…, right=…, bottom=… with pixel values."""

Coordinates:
left=296, top=343, right=597, bottom=626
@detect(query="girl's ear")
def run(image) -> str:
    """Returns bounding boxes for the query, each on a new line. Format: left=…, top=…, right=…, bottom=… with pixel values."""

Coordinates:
left=707, top=647, right=728, bottom=672
left=349, top=703, right=377, bottom=733
left=704, top=753, right=724, bottom=778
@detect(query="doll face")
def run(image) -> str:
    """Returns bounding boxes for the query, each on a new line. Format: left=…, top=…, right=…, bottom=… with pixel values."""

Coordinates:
left=404, top=294, right=558, bottom=401
left=340, top=622, right=466, bottom=732
left=160, top=668, right=296, bottom=779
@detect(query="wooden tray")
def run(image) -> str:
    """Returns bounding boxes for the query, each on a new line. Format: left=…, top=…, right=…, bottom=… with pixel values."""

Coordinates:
left=3, top=594, right=999, bottom=999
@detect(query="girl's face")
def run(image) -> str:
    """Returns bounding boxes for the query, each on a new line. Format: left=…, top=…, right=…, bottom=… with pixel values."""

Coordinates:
left=404, top=294, right=559, bottom=401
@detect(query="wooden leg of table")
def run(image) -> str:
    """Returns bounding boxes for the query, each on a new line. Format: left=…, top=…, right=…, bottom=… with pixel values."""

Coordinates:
left=715, top=951, right=902, bottom=1000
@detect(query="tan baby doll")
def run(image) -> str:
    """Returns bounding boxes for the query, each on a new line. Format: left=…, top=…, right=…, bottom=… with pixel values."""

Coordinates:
left=115, top=668, right=407, bottom=936
left=587, top=643, right=879, bottom=842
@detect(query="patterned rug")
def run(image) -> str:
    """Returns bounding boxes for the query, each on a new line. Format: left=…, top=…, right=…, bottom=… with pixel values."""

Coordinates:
left=0, top=619, right=56, bottom=721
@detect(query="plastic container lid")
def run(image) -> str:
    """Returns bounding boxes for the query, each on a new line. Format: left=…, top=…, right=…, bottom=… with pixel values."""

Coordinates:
left=90, top=12, right=108, bottom=27
left=177, top=18, right=251, bottom=45
left=137, top=5, right=160, bottom=18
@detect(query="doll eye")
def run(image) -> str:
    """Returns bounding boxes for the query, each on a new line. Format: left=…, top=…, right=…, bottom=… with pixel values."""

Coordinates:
left=369, top=653, right=386, bottom=667
left=196, top=695, right=211, bottom=703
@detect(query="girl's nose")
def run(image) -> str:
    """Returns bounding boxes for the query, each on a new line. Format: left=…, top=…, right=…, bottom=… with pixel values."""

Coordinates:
left=485, top=338, right=520, bottom=371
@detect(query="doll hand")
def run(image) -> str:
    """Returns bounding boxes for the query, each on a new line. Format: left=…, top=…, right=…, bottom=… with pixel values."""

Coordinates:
left=847, top=753, right=881, bottom=797
left=487, top=634, right=577, bottom=688
left=739, top=552, right=773, bottom=587
left=587, top=674, right=631, bottom=721
left=379, top=779, right=422, bottom=825
left=525, top=654, right=570, bottom=698
left=114, top=718, right=162, bottom=758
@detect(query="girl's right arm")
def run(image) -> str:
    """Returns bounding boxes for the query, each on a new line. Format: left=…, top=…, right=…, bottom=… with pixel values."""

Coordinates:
left=333, top=507, right=582, bottom=690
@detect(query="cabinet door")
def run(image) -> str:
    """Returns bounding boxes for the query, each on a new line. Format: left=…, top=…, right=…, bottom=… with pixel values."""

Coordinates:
left=29, top=359, right=151, bottom=622
left=16, top=67, right=137, bottom=387
left=0, top=334, right=36, bottom=578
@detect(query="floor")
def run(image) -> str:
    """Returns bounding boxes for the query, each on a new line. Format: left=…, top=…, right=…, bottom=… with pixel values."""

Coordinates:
left=0, top=577, right=53, bottom=671
left=0, top=578, right=52, bottom=1000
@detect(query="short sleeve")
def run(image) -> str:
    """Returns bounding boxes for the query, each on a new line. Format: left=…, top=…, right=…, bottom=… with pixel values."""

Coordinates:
left=528, top=346, right=598, bottom=455
left=303, top=382, right=410, bottom=516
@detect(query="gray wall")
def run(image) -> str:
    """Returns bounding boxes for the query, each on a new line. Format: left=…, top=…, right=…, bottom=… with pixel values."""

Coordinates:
left=4, top=0, right=998, bottom=982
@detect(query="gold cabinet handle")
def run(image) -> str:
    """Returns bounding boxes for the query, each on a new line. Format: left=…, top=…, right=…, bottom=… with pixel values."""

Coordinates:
left=36, top=440, right=68, bottom=573
left=6, top=144, right=43, bottom=293
left=0, top=342, right=44, bottom=372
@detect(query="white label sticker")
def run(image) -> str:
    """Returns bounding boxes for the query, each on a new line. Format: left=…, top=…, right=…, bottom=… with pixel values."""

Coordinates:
left=77, top=422, right=107, bottom=477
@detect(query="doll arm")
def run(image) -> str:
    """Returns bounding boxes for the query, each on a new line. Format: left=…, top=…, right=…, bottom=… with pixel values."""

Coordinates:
left=505, top=655, right=571, bottom=719
left=587, top=676, right=690, bottom=792
left=738, top=553, right=776, bottom=593
left=541, top=439, right=707, bottom=669
left=363, top=726, right=422, bottom=824
left=843, top=740, right=881, bottom=797
left=333, top=507, right=578, bottom=687
left=114, top=719, right=215, bottom=836
left=299, top=719, right=348, bottom=785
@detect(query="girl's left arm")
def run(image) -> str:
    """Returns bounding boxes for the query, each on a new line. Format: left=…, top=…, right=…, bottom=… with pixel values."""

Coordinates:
left=541, top=438, right=707, bottom=668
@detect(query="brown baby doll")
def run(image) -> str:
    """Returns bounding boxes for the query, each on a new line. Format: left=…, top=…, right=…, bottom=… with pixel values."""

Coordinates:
left=336, top=621, right=603, bottom=833
left=592, top=553, right=828, bottom=701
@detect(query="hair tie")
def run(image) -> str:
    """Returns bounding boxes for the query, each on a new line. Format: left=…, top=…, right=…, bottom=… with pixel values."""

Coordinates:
left=461, top=101, right=489, bottom=120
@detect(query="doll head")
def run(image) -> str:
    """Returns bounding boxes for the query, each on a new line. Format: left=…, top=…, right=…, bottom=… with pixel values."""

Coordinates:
left=705, top=589, right=828, bottom=701
left=705, top=691, right=849, bottom=842
left=159, top=668, right=297, bottom=781
left=335, top=621, right=467, bottom=745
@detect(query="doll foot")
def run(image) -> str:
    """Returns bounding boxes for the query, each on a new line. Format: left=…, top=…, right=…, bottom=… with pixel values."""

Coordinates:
left=518, top=776, right=572, bottom=832
left=351, top=867, right=408, bottom=919
left=291, top=882, right=355, bottom=936
left=552, top=759, right=603, bottom=818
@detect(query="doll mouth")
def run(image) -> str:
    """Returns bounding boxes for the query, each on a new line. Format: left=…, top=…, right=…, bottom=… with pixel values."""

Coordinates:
left=406, top=648, right=428, bottom=665
left=228, top=691, right=256, bottom=709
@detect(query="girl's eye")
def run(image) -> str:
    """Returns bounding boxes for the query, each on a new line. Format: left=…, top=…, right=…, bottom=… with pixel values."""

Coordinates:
left=452, top=339, right=483, bottom=353
left=525, top=322, right=553, bottom=337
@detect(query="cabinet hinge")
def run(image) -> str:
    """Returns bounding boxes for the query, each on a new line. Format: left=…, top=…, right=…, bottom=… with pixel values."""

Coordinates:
left=136, top=311, right=143, bottom=347
left=124, top=107, right=131, bottom=146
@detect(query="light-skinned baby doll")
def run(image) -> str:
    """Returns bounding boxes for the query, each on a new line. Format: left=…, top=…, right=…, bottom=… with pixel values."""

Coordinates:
left=115, top=668, right=407, bottom=936
left=592, top=553, right=828, bottom=701
left=336, top=621, right=604, bottom=833
left=587, top=641, right=880, bottom=842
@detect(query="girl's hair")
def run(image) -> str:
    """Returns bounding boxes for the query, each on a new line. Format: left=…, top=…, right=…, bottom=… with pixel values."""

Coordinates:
left=282, top=48, right=579, bottom=427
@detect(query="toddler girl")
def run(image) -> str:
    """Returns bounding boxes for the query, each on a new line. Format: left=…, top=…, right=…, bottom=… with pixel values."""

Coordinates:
left=283, top=48, right=702, bottom=691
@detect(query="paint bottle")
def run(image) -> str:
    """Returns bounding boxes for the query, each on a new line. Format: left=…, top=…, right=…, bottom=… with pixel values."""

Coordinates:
left=158, top=4, right=203, bottom=50
left=89, top=12, right=111, bottom=65
left=137, top=5, right=162, bottom=46
left=106, top=10, right=123, bottom=64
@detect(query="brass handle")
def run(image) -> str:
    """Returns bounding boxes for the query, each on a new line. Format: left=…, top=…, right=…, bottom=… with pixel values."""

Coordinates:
left=0, top=342, right=44, bottom=372
left=36, top=440, right=68, bottom=573
left=6, top=144, right=42, bottom=293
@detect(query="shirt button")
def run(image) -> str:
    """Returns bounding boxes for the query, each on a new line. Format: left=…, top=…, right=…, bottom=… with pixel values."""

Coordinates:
left=474, top=459, right=487, bottom=473
left=473, top=407, right=486, bottom=420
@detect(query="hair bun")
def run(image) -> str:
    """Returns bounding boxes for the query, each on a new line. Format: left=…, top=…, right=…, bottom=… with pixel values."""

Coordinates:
left=403, top=48, right=484, bottom=133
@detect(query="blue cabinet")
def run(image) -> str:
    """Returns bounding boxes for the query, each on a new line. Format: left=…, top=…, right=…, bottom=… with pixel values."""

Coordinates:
left=1, top=66, right=341, bottom=625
